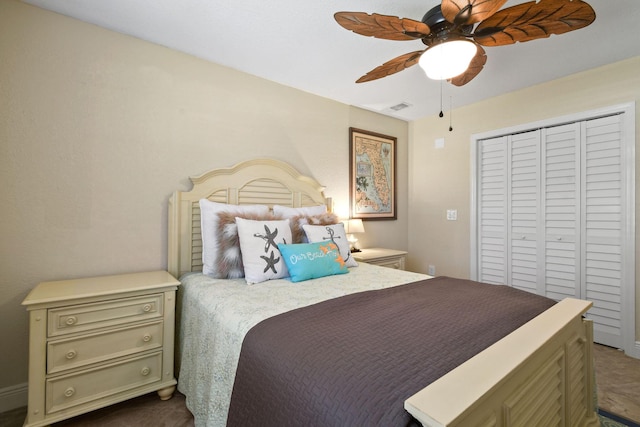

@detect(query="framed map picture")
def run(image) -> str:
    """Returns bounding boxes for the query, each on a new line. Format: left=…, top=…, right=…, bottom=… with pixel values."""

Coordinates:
left=349, top=128, right=396, bottom=220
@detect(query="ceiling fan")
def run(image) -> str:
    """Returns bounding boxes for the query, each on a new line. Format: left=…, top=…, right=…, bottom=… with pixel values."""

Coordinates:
left=334, top=0, right=596, bottom=86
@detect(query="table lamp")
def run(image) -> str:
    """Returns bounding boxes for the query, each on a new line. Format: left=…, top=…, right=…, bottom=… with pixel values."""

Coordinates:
left=344, top=219, right=365, bottom=252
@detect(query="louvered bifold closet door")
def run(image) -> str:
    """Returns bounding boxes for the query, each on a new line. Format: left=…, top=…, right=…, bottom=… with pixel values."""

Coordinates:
left=509, top=130, right=541, bottom=294
left=543, top=123, right=581, bottom=301
left=477, top=136, right=508, bottom=284
left=474, top=108, right=634, bottom=352
left=582, top=115, right=625, bottom=348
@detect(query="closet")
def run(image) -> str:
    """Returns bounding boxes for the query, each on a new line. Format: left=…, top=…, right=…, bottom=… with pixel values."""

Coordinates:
left=471, top=104, right=636, bottom=355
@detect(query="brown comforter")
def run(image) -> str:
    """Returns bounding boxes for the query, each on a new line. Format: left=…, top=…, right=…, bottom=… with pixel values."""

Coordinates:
left=227, top=276, right=556, bottom=427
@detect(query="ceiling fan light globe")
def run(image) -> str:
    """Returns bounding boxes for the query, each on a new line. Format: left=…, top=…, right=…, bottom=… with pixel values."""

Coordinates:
left=419, top=40, right=477, bottom=80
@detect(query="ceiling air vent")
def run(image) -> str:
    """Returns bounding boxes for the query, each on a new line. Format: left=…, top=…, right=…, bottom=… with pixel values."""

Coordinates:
left=389, top=102, right=411, bottom=111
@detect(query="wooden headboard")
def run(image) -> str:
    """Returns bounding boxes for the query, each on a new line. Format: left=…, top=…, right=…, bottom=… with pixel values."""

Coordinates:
left=167, top=158, right=329, bottom=278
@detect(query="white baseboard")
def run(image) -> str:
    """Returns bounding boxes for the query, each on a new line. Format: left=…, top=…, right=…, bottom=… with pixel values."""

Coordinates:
left=0, top=382, right=27, bottom=413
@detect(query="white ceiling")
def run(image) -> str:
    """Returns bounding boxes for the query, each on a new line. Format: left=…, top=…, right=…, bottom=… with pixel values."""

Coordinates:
left=22, top=0, right=640, bottom=121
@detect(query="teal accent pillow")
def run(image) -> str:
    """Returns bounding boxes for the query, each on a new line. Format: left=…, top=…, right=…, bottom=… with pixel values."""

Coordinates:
left=278, top=241, right=349, bottom=283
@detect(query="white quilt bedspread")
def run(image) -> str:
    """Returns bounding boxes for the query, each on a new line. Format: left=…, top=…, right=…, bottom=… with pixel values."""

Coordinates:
left=177, top=262, right=429, bottom=427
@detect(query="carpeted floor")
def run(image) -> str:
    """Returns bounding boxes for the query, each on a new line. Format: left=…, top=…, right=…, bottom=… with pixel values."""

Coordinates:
left=594, top=344, right=640, bottom=424
left=1, top=344, right=638, bottom=427
left=0, top=391, right=193, bottom=427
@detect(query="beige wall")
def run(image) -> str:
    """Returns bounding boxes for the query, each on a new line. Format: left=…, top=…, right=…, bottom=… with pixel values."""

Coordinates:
left=407, top=56, right=640, bottom=340
left=0, top=0, right=408, bottom=394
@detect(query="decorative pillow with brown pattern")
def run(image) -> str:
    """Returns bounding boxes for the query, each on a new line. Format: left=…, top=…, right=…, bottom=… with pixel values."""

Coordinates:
left=213, top=211, right=281, bottom=279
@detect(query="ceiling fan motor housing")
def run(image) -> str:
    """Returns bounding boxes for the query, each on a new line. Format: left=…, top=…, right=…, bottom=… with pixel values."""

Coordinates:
left=421, top=5, right=473, bottom=46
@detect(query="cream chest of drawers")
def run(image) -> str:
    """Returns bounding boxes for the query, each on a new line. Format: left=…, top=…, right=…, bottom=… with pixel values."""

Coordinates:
left=353, top=248, right=408, bottom=270
left=21, top=271, right=180, bottom=427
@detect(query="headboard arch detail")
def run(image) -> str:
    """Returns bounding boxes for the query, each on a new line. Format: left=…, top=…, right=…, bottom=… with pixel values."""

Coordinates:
left=168, top=158, right=329, bottom=278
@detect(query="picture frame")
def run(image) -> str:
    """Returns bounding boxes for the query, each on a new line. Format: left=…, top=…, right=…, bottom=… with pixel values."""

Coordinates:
left=349, top=127, right=397, bottom=220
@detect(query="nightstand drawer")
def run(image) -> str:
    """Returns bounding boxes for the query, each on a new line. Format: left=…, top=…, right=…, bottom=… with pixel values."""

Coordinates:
left=373, top=258, right=405, bottom=270
left=48, top=294, right=164, bottom=337
left=46, top=352, right=162, bottom=414
left=353, top=248, right=407, bottom=271
left=47, top=321, right=164, bottom=374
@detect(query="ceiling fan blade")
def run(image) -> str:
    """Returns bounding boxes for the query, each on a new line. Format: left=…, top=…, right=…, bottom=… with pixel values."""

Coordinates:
left=334, top=12, right=431, bottom=41
left=356, top=50, right=424, bottom=83
left=448, top=45, right=487, bottom=86
left=473, top=0, right=596, bottom=46
left=441, top=0, right=507, bottom=25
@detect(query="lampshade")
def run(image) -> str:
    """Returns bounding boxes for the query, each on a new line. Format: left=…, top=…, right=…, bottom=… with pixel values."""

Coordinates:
left=419, top=40, right=477, bottom=80
left=344, top=219, right=365, bottom=234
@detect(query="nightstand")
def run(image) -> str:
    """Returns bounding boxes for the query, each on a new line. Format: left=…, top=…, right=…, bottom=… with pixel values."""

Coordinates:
left=353, top=248, right=408, bottom=270
left=22, top=270, right=180, bottom=427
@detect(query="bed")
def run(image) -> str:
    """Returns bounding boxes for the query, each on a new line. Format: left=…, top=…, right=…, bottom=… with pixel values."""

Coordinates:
left=168, top=158, right=599, bottom=427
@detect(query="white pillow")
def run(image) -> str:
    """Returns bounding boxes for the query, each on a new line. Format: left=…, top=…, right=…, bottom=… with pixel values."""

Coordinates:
left=199, top=199, right=269, bottom=276
left=236, top=217, right=292, bottom=284
left=302, top=223, right=358, bottom=268
left=272, top=204, right=327, bottom=218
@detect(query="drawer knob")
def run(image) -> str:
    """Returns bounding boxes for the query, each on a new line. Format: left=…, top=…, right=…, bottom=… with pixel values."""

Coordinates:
left=142, top=334, right=152, bottom=342
left=65, top=349, right=77, bottom=360
left=65, top=316, right=77, bottom=326
left=140, top=367, right=151, bottom=376
left=64, top=387, right=75, bottom=398
left=142, top=304, right=152, bottom=312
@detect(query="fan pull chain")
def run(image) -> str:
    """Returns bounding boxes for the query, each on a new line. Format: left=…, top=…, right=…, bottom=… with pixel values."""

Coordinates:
left=439, top=79, right=444, bottom=118
left=449, top=96, right=453, bottom=132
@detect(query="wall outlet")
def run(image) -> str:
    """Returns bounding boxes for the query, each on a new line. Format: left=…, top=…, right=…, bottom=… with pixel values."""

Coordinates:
left=446, top=209, right=457, bottom=221
left=428, top=265, right=436, bottom=276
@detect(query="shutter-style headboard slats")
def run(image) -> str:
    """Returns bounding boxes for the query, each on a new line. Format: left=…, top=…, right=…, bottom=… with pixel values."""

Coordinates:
left=168, top=159, right=327, bottom=278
